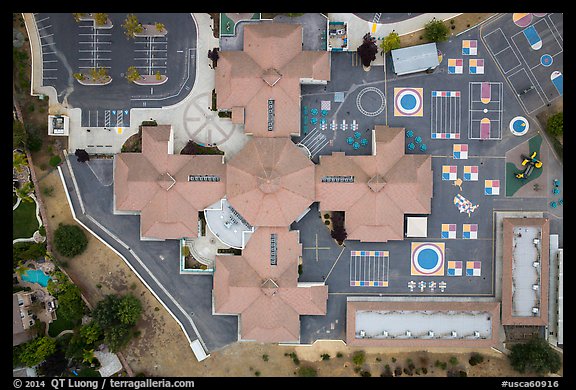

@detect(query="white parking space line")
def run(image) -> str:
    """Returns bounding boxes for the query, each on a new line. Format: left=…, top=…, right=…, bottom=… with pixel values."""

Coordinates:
left=43, top=77, right=57, bottom=80
left=43, top=60, right=57, bottom=63
left=35, top=17, right=49, bottom=23
left=40, top=33, right=54, bottom=39
left=37, top=24, right=52, bottom=30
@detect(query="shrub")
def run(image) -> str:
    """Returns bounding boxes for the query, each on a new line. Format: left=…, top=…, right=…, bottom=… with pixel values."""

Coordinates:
left=449, top=356, right=459, bottom=366
left=394, top=366, right=402, bottom=376
left=508, top=337, right=561, bottom=374
left=352, top=350, right=366, bottom=366
left=54, top=224, right=88, bottom=257
left=381, top=364, right=393, bottom=377
left=546, top=112, right=563, bottom=137
left=423, top=19, right=450, bottom=42
left=321, top=353, right=330, bottom=361
left=297, top=365, right=317, bottom=377
left=469, top=352, right=484, bottom=366
left=336, top=352, right=343, bottom=358
left=49, top=155, right=62, bottom=167
left=262, top=354, right=269, bottom=362
left=360, top=370, right=371, bottom=377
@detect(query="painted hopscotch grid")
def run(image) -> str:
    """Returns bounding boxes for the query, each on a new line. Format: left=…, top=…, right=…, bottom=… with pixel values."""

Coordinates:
left=469, top=59, right=485, bottom=74
left=447, top=261, right=463, bottom=276
left=468, top=82, right=504, bottom=140
left=462, top=40, right=478, bottom=55
left=463, top=165, right=479, bottom=181
left=441, top=224, right=457, bottom=239
left=466, top=261, right=482, bottom=276
left=350, top=250, right=389, bottom=287
left=442, top=165, right=457, bottom=181
left=453, top=144, right=468, bottom=159
left=463, top=224, right=478, bottom=239
left=431, top=91, right=461, bottom=139
left=448, top=58, right=464, bottom=74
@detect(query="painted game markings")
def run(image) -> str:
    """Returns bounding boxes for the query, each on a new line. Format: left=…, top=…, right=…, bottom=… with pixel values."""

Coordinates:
left=469, top=59, right=485, bottom=74
left=523, top=25, right=542, bottom=50
left=441, top=224, right=457, bottom=239
left=356, top=87, right=386, bottom=117
left=298, top=127, right=328, bottom=158
left=466, top=261, right=482, bottom=276
left=540, top=54, right=553, bottom=67
left=484, top=180, right=500, bottom=195
left=509, top=116, right=529, bottom=136
left=462, top=40, right=478, bottom=55
left=463, top=166, right=479, bottom=181
left=463, top=224, right=478, bottom=239
left=469, top=82, right=503, bottom=140
left=483, top=28, right=522, bottom=74
left=394, top=88, right=423, bottom=117
left=513, top=13, right=533, bottom=28
left=551, top=71, right=563, bottom=96
left=447, top=58, right=463, bottom=74
left=453, top=144, right=468, bottom=159
left=447, top=261, right=463, bottom=276
left=349, top=250, right=389, bottom=287
left=430, top=91, right=461, bottom=139
left=453, top=194, right=479, bottom=217
left=441, top=165, right=457, bottom=181
left=410, top=243, right=445, bottom=276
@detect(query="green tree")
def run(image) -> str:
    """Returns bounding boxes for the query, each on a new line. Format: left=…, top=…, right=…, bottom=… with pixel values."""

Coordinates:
left=116, top=294, right=142, bottom=325
left=424, top=19, right=450, bottom=42
left=122, top=14, right=143, bottom=38
left=89, top=67, right=109, bottom=81
left=380, top=31, right=401, bottom=53
left=155, top=22, right=165, bottom=32
left=80, top=322, right=103, bottom=345
left=508, top=337, right=561, bottom=375
left=15, top=181, right=34, bottom=203
left=13, top=150, right=28, bottom=173
left=546, top=112, right=563, bottom=137
left=13, top=120, right=28, bottom=148
left=94, top=13, right=108, bottom=26
left=356, top=33, right=378, bottom=67
left=92, top=294, right=143, bottom=352
left=55, top=283, right=85, bottom=322
left=104, top=324, right=133, bottom=352
left=72, top=13, right=85, bottom=22
left=352, top=350, right=366, bottom=366
left=73, top=72, right=86, bottom=81
left=82, top=348, right=95, bottom=364
left=126, top=66, right=141, bottom=82
left=54, top=224, right=88, bottom=257
left=18, top=337, right=57, bottom=367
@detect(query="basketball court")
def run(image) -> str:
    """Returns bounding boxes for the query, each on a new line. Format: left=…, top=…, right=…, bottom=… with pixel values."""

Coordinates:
left=468, top=81, right=503, bottom=140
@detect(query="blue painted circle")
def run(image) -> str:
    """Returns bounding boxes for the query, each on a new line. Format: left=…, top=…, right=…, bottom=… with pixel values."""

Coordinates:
left=540, top=54, right=553, bottom=67
left=513, top=119, right=526, bottom=132
left=400, top=94, right=417, bottom=110
left=417, top=248, right=439, bottom=269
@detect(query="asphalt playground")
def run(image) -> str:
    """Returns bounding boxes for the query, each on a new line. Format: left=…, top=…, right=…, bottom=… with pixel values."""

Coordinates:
left=54, top=13, right=563, bottom=350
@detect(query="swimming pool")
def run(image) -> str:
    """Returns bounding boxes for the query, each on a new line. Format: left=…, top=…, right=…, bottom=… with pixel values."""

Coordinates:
left=21, top=269, right=51, bottom=287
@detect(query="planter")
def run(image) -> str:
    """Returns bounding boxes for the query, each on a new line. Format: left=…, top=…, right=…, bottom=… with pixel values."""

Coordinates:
left=75, top=76, right=113, bottom=86
left=132, top=74, right=168, bottom=86
left=78, top=14, right=113, bottom=29
left=134, top=24, right=168, bottom=38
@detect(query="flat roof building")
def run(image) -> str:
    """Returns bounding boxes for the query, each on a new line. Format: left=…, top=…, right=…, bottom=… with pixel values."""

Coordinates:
left=391, top=42, right=439, bottom=76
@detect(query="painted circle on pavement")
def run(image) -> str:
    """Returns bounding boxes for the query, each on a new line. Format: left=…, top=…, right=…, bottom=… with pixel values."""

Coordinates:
left=533, top=13, right=547, bottom=17
left=513, top=13, right=533, bottom=27
left=540, top=54, right=553, bottom=67
left=356, top=87, right=386, bottom=117
left=394, top=88, right=422, bottom=116
left=509, top=116, right=529, bottom=136
left=412, top=243, right=443, bottom=275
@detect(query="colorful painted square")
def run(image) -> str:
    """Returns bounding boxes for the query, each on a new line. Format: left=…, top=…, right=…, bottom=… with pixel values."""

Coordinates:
left=469, top=59, right=485, bottom=74
left=442, top=165, right=458, bottom=181
left=447, top=261, right=463, bottom=276
left=463, top=165, right=479, bottom=181
left=462, top=40, right=478, bottom=55
left=453, top=144, right=468, bottom=159
left=462, top=224, right=478, bottom=239
left=448, top=58, right=464, bottom=74
left=466, top=261, right=482, bottom=276
left=441, top=224, right=457, bottom=239
left=394, top=88, right=424, bottom=117
left=411, top=242, right=445, bottom=276
left=485, top=179, right=500, bottom=195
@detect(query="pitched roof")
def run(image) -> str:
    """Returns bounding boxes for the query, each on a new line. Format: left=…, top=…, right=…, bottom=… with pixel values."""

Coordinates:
left=213, top=227, right=328, bottom=343
left=215, top=23, right=330, bottom=137
left=315, top=126, right=433, bottom=242
left=226, top=138, right=315, bottom=227
left=114, top=126, right=226, bottom=239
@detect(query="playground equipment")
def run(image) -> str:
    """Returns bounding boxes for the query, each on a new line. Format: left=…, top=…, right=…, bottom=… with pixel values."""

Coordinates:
left=515, top=151, right=543, bottom=179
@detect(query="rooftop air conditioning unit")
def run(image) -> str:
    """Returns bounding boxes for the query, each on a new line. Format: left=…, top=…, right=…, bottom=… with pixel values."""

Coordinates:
left=533, top=261, right=540, bottom=268
left=474, top=331, right=480, bottom=338
left=428, top=331, right=434, bottom=337
left=359, top=330, right=366, bottom=337
left=532, top=307, right=539, bottom=314
left=533, top=238, right=540, bottom=245
left=532, top=284, right=539, bottom=290
left=451, top=331, right=457, bottom=337
left=382, top=331, right=388, bottom=337
left=406, top=331, right=411, bottom=337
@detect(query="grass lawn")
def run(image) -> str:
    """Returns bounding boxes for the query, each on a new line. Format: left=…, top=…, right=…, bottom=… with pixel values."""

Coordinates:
left=13, top=199, right=39, bottom=240
left=48, top=308, right=81, bottom=337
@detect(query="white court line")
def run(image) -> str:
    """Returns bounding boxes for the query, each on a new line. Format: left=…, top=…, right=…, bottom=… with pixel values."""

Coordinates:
left=510, top=37, right=549, bottom=103
left=507, top=68, right=545, bottom=113
left=548, top=13, right=563, bottom=42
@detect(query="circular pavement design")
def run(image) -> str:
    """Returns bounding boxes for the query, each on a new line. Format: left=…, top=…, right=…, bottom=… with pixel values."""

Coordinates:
left=510, top=116, right=529, bottom=136
left=394, top=88, right=422, bottom=116
left=513, top=13, right=533, bottom=27
left=412, top=243, right=444, bottom=275
left=540, top=54, right=553, bottom=67
left=356, top=87, right=386, bottom=117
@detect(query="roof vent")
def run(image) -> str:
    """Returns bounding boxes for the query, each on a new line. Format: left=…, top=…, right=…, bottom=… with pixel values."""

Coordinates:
left=451, top=331, right=457, bottom=337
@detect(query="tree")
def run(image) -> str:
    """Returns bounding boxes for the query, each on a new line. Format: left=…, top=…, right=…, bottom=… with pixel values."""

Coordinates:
left=80, top=321, right=103, bottom=345
left=73, top=72, right=86, bottom=81
left=380, top=31, right=401, bottom=53
left=469, top=352, right=484, bottom=366
left=54, top=224, right=88, bottom=257
left=15, top=181, right=34, bottom=203
left=330, top=211, right=347, bottom=244
left=13, top=150, right=28, bottom=173
left=55, top=283, right=85, bottom=322
left=424, top=19, right=450, bottom=42
left=122, top=14, right=143, bottom=38
left=116, top=294, right=142, bottom=325
left=37, top=349, right=67, bottom=377
left=18, top=337, right=57, bottom=367
left=126, top=66, right=141, bottom=83
left=352, top=350, right=366, bottom=366
left=546, top=112, right=563, bottom=137
left=104, top=324, right=133, bottom=352
left=508, top=337, right=562, bottom=375
left=13, top=120, right=28, bottom=148
left=92, top=294, right=143, bottom=352
left=89, top=67, right=109, bottom=82
left=155, top=22, right=165, bottom=32
left=356, top=33, right=378, bottom=67
left=94, top=13, right=108, bottom=26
